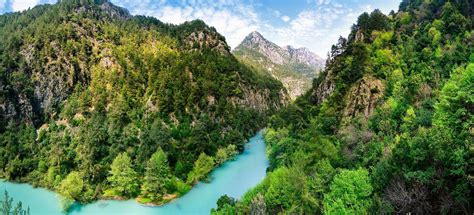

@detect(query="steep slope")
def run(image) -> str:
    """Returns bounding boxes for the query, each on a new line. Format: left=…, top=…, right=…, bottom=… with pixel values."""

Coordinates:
left=0, top=0, right=288, bottom=207
left=213, top=1, right=473, bottom=214
left=233, top=31, right=325, bottom=99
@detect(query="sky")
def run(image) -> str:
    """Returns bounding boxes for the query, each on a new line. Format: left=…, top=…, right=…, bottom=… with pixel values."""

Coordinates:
left=0, top=0, right=401, bottom=57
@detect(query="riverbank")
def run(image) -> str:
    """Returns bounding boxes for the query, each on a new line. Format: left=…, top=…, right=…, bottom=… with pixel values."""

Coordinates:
left=0, top=132, right=269, bottom=214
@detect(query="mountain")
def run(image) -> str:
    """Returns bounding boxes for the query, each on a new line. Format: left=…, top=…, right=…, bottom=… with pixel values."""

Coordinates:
left=213, top=1, right=473, bottom=214
left=233, top=31, right=325, bottom=99
left=0, top=0, right=288, bottom=208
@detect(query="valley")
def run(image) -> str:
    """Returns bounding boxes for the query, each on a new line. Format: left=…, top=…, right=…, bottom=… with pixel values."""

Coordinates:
left=0, top=0, right=472, bottom=214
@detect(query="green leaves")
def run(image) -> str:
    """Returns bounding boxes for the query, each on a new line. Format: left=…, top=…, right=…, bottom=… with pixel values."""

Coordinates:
left=186, top=153, right=215, bottom=184
left=214, top=148, right=228, bottom=166
left=228, top=1, right=472, bottom=214
left=107, top=153, right=139, bottom=198
left=323, top=169, right=373, bottom=215
left=264, top=167, right=306, bottom=211
left=141, top=148, right=171, bottom=201
left=0, top=0, right=287, bottom=205
left=58, top=171, right=84, bottom=201
left=434, top=63, right=474, bottom=136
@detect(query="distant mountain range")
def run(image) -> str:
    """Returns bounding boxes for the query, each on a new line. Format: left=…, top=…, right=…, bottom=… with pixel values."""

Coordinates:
left=233, top=31, right=325, bottom=99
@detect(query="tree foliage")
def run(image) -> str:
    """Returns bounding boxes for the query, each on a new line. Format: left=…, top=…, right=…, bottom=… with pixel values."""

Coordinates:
left=106, top=153, right=139, bottom=198
left=221, top=1, right=473, bottom=214
left=0, top=0, right=285, bottom=204
left=141, top=148, right=171, bottom=201
left=187, top=153, right=215, bottom=184
left=323, top=169, right=373, bottom=214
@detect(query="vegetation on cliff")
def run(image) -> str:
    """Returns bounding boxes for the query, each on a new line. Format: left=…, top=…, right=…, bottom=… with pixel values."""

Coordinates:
left=0, top=0, right=287, bottom=210
left=213, top=0, right=473, bottom=214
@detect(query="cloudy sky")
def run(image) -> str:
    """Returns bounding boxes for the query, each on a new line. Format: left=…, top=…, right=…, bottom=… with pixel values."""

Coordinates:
left=0, top=0, right=401, bottom=57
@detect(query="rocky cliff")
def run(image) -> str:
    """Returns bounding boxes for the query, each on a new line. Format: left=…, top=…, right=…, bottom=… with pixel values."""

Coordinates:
left=233, top=31, right=325, bottom=99
left=0, top=0, right=290, bottom=202
left=0, top=3, right=287, bottom=129
left=341, top=75, right=384, bottom=124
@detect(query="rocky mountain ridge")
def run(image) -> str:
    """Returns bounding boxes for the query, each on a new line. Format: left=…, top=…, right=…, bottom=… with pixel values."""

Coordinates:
left=283, top=45, right=325, bottom=69
left=233, top=31, right=325, bottom=99
left=235, top=31, right=324, bottom=69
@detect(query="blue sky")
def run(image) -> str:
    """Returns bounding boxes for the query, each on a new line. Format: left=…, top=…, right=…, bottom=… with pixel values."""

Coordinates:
left=0, top=0, right=401, bottom=57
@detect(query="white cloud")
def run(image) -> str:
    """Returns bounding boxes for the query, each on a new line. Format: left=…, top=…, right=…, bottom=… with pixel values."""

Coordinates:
left=114, top=0, right=260, bottom=51
left=258, top=0, right=398, bottom=57
left=107, top=0, right=398, bottom=58
left=0, top=0, right=6, bottom=11
left=258, top=3, right=346, bottom=57
left=281, top=15, right=290, bottom=22
left=12, top=0, right=39, bottom=11
left=317, top=0, right=331, bottom=6
left=1, top=0, right=400, bottom=59
left=272, top=9, right=281, bottom=17
left=110, top=0, right=399, bottom=58
left=362, top=4, right=373, bottom=12
left=42, top=0, right=59, bottom=4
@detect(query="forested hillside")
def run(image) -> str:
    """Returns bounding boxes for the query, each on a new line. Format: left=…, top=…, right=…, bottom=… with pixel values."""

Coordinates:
left=0, top=0, right=287, bottom=209
left=213, top=0, right=473, bottom=214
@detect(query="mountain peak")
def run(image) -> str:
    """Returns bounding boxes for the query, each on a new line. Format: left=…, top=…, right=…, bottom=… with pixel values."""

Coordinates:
left=235, top=31, right=324, bottom=68
left=233, top=31, right=326, bottom=99
left=241, top=31, right=270, bottom=46
left=249, top=31, right=264, bottom=39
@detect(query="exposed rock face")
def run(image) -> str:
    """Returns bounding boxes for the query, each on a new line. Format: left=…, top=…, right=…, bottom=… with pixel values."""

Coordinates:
left=342, top=75, right=384, bottom=123
left=17, top=30, right=92, bottom=124
left=311, top=69, right=336, bottom=105
left=231, top=85, right=289, bottom=113
left=186, top=31, right=230, bottom=55
left=235, top=31, right=325, bottom=68
left=0, top=3, right=287, bottom=128
left=0, top=93, right=34, bottom=126
left=283, top=46, right=325, bottom=69
left=355, top=29, right=365, bottom=42
left=236, top=31, right=287, bottom=64
left=280, top=76, right=307, bottom=98
left=233, top=31, right=325, bottom=99
left=98, top=1, right=130, bottom=19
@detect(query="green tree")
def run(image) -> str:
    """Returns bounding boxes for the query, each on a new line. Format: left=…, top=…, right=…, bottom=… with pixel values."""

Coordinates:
left=211, top=194, right=236, bottom=214
left=107, top=152, right=139, bottom=197
left=141, top=148, right=171, bottom=201
left=323, top=168, right=373, bottom=214
left=58, top=171, right=84, bottom=200
left=187, top=153, right=215, bottom=184
left=264, top=167, right=306, bottom=212
left=225, top=144, right=238, bottom=159
left=434, top=63, right=473, bottom=136
left=58, top=171, right=84, bottom=211
left=214, top=148, right=228, bottom=166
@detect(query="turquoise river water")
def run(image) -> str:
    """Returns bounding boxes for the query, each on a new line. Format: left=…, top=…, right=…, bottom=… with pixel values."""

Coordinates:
left=0, top=131, right=269, bottom=215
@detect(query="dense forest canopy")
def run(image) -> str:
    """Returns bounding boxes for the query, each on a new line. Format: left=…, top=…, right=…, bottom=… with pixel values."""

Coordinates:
left=0, top=0, right=287, bottom=210
left=213, top=0, right=473, bottom=214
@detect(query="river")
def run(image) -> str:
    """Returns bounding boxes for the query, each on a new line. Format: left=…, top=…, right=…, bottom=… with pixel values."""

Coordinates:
left=0, top=131, right=268, bottom=215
